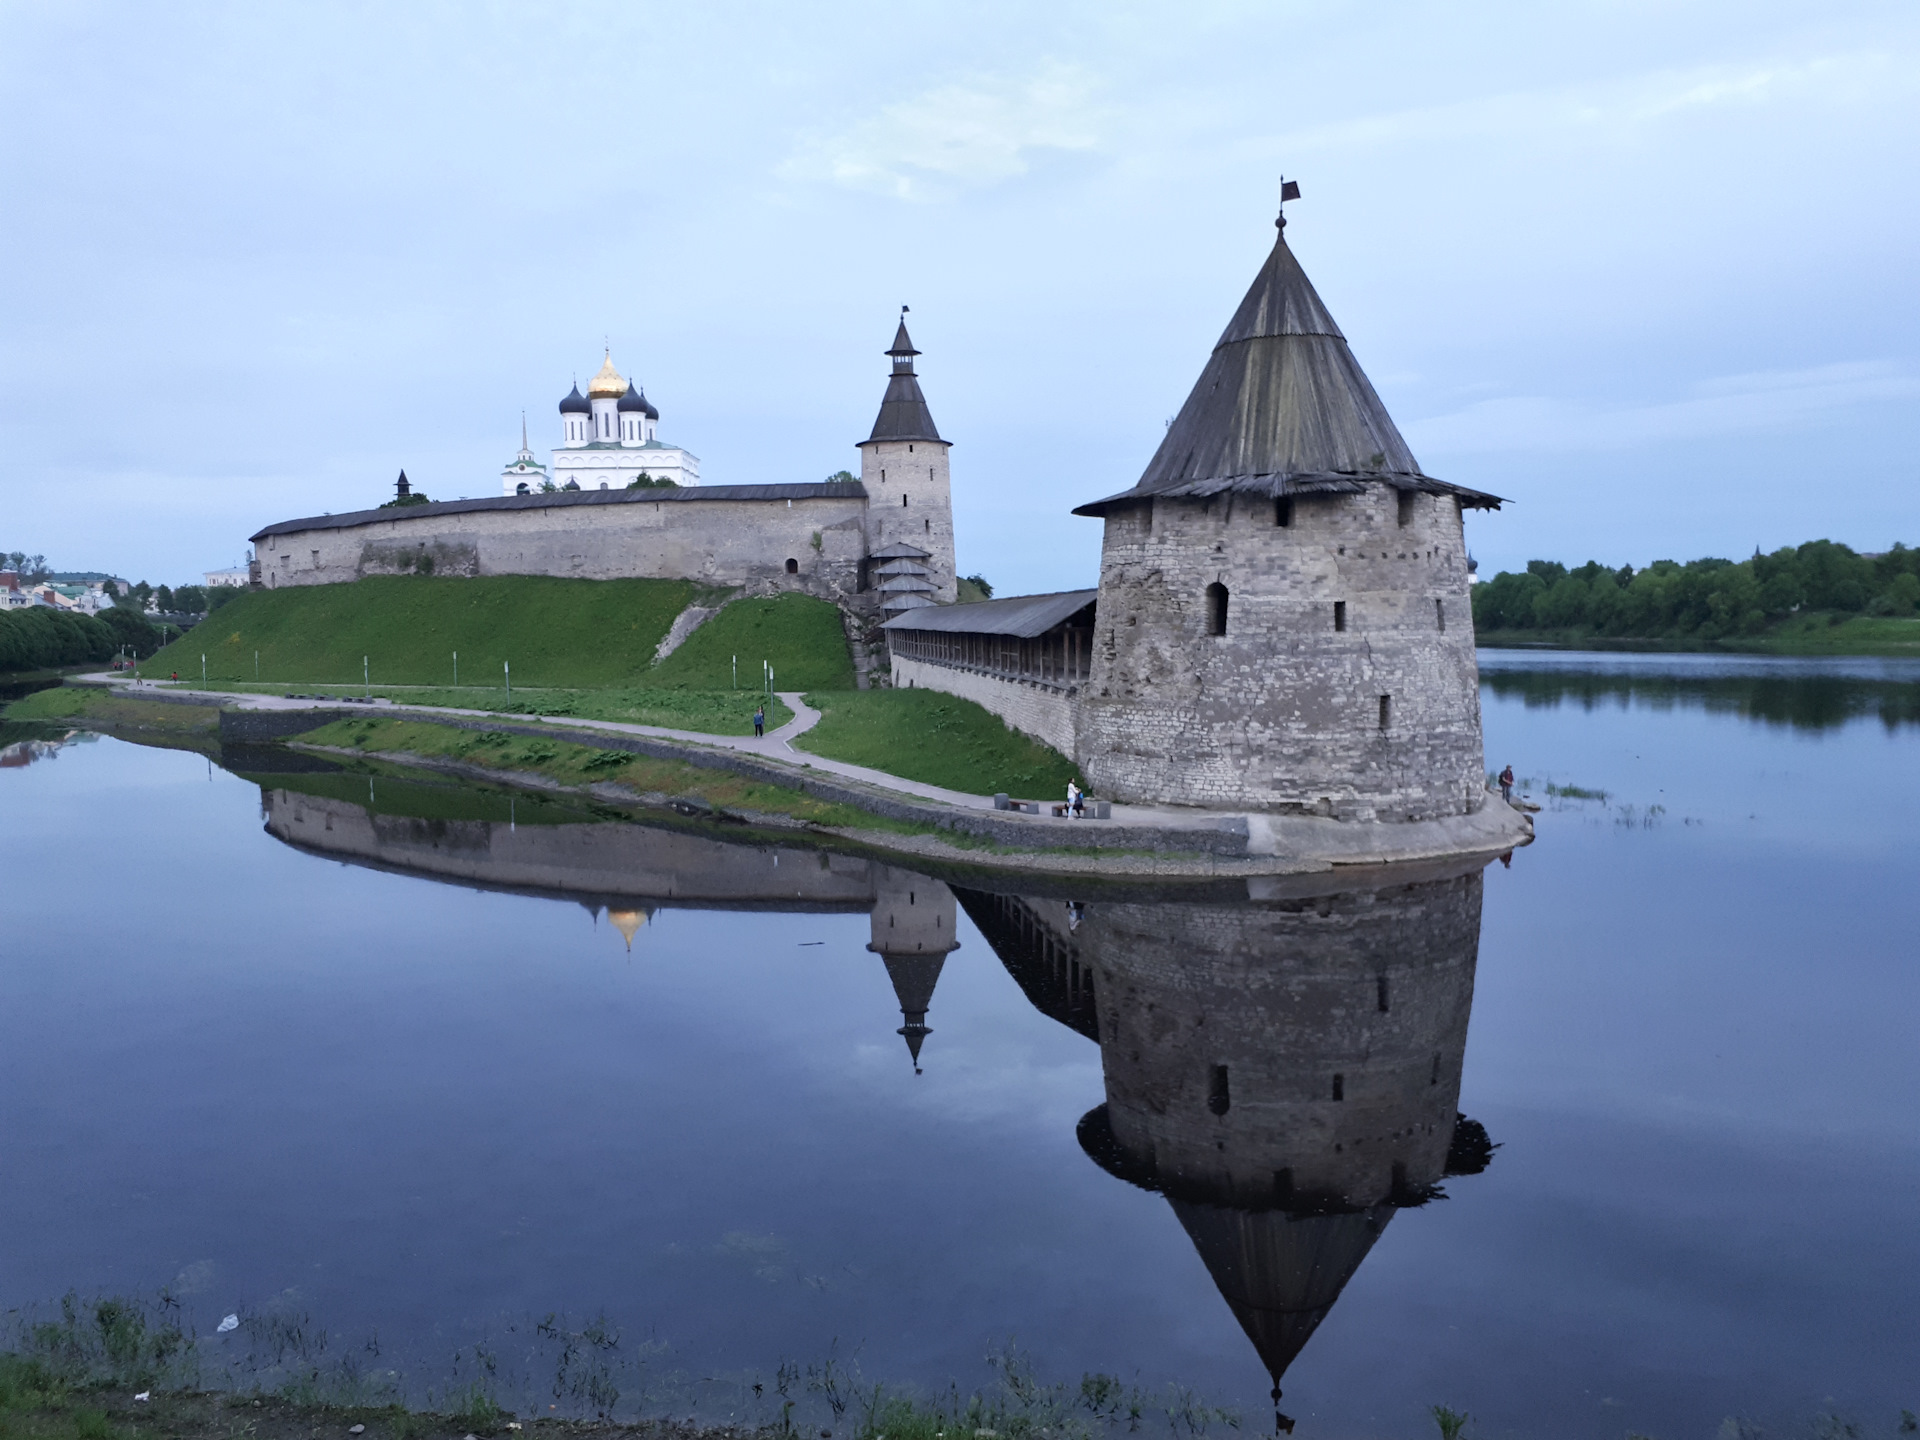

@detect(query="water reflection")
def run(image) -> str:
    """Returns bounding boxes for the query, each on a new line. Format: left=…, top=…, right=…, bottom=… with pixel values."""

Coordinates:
left=1477, top=650, right=1920, bottom=731
left=249, top=754, right=1494, bottom=1422
left=959, top=874, right=1491, bottom=1431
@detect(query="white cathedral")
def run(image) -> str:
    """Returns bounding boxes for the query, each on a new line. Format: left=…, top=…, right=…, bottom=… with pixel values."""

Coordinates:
left=500, top=351, right=701, bottom=495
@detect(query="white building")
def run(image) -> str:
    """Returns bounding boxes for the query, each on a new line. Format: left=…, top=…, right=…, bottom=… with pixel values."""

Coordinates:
left=205, top=567, right=250, bottom=588
left=501, top=351, right=701, bottom=496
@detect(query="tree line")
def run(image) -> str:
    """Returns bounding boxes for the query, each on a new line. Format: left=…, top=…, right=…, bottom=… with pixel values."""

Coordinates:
left=1471, top=540, right=1920, bottom=640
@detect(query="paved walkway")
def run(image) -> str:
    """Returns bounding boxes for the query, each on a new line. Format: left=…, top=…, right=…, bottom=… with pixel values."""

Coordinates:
left=81, top=675, right=1529, bottom=857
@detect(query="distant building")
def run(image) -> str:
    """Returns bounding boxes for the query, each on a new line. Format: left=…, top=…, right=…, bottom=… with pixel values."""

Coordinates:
left=508, top=351, right=701, bottom=494
left=205, top=568, right=250, bottom=588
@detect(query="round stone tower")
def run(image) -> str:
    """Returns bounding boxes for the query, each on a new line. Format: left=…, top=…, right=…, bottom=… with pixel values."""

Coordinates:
left=1072, top=200, right=1504, bottom=821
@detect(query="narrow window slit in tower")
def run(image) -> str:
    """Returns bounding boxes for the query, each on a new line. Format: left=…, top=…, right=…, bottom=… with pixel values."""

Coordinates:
left=1376, top=975, right=1390, bottom=1012
left=1331, top=1073, right=1345, bottom=1102
left=1208, top=1065, right=1231, bottom=1116
left=902, top=493, right=909, bottom=508
left=1379, top=695, right=1392, bottom=729
left=1430, top=1053, right=1441, bottom=1086
left=1436, top=598, right=1446, bottom=632
left=1398, top=490, right=1416, bottom=527
left=1334, top=600, right=1347, bottom=632
left=1276, top=498, right=1293, bottom=528
left=1205, top=582, right=1228, bottom=636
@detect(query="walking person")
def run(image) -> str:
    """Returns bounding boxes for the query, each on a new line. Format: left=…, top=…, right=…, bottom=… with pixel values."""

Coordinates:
left=1498, top=764, right=1514, bottom=803
left=753, top=705, right=765, bottom=738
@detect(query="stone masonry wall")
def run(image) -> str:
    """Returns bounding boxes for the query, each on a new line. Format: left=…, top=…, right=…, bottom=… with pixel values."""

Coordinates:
left=861, top=440, right=957, bottom=602
left=890, top=653, right=1078, bottom=759
left=1077, top=486, right=1485, bottom=819
left=258, top=493, right=871, bottom=602
left=1083, top=870, right=1483, bottom=1210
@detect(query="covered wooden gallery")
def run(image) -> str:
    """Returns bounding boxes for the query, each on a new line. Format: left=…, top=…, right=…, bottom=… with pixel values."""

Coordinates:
left=880, top=588, right=1098, bottom=690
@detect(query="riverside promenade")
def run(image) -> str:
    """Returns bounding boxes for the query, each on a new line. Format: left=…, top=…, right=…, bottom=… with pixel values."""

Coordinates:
left=82, top=675, right=1533, bottom=875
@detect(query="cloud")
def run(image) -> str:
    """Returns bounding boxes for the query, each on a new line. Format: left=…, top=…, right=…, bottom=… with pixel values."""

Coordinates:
left=781, top=62, right=1103, bottom=200
left=1265, top=50, right=1910, bottom=160
left=1410, top=360, right=1920, bottom=456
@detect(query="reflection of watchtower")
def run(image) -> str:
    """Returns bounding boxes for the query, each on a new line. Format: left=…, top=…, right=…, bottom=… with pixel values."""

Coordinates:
left=866, top=868, right=961, bottom=1072
left=1057, top=871, right=1492, bottom=1427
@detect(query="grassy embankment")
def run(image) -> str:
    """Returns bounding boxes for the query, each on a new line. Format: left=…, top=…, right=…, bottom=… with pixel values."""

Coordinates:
left=0, top=1293, right=1241, bottom=1440
left=294, top=716, right=923, bottom=834
left=797, top=689, right=1079, bottom=797
left=1476, top=611, right=1920, bottom=655
left=2, top=685, right=220, bottom=748
left=117, top=577, right=1076, bottom=796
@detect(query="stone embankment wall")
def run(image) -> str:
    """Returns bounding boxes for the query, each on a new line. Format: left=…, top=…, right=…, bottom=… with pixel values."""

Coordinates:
left=889, top=653, right=1078, bottom=757
left=1083, top=868, right=1483, bottom=1210
left=1077, top=487, right=1485, bottom=821
left=255, top=488, right=869, bottom=602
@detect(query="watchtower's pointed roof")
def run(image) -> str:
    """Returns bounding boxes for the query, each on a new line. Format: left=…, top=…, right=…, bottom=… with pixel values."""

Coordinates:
left=863, top=312, right=946, bottom=445
left=881, top=953, right=948, bottom=1071
left=1075, top=216, right=1499, bottom=515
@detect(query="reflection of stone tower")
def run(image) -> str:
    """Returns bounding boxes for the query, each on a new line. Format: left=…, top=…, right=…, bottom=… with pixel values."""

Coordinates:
left=983, top=870, right=1491, bottom=1426
left=866, top=868, right=961, bottom=1073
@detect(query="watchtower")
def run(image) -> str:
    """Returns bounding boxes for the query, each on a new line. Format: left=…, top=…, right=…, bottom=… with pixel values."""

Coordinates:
left=1072, top=192, right=1502, bottom=821
left=859, top=311, right=956, bottom=605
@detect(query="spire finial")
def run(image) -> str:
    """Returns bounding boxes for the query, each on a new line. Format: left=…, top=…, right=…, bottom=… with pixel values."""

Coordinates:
left=1275, top=177, right=1301, bottom=231
left=521, top=410, right=527, bottom=449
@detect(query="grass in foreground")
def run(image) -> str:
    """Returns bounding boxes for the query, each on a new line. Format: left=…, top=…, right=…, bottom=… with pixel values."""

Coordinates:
left=3, top=686, right=220, bottom=741
left=648, top=593, right=854, bottom=691
left=296, top=717, right=922, bottom=833
left=168, top=682, right=792, bottom=736
left=795, top=689, right=1078, bottom=798
left=136, top=576, right=698, bottom=688
left=1475, top=611, right=1920, bottom=655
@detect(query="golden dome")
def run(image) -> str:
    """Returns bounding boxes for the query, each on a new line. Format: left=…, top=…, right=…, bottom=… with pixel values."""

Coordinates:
left=608, top=908, right=647, bottom=951
left=586, top=351, right=626, bottom=399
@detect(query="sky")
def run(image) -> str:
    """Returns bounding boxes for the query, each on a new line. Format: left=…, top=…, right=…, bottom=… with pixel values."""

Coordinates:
left=2, top=0, right=1917, bottom=593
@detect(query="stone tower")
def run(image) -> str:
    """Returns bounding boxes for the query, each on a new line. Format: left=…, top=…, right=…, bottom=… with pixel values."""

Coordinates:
left=1072, top=203, right=1503, bottom=821
left=866, top=867, right=961, bottom=1072
left=859, top=312, right=957, bottom=605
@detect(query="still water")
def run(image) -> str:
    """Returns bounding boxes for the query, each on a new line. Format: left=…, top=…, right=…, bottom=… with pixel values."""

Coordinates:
left=3, top=655, right=1917, bottom=1438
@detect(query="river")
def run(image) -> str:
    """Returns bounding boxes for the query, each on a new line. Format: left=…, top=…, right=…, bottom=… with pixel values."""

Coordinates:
left=3, top=654, right=1916, bottom=1438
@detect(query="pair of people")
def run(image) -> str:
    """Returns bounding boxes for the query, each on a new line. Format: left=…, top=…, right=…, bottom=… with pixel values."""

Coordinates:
left=1066, top=779, right=1086, bottom=817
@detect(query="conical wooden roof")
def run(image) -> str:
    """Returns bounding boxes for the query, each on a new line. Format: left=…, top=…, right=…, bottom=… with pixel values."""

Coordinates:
left=1075, top=224, right=1499, bottom=515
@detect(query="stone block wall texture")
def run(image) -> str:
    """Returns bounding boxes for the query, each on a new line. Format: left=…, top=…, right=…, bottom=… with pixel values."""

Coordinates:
left=257, top=493, right=871, bottom=602
left=1077, top=487, right=1485, bottom=819
left=1082, top=869, right=1483, bottom=1210
left=889, top=653, right=1077, bottom=759
left=861, top=440, right=957, bottom=602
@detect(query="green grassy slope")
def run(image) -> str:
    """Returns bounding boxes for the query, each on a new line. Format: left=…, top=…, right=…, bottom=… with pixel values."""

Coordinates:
left=649, top=593, right=854, bottom=691
left=795, top=689, right=1078, bottom=797
left=136, top=576, right=695, bottom=688
left=1475, top=611, right=1920, bottom=655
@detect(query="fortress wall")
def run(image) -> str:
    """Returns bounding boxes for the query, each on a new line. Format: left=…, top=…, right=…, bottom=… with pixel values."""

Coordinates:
left=889, top=654, right=1078, bottom=759
left=258, top=494, right=870, bottom=600
left=1082, top=870, right=1484, bottom=1209
left=1078, top=487, right=1484, bottom=820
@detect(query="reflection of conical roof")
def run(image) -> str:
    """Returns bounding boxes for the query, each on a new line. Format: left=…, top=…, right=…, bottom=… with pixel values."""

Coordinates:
left=608, top=908, right=647, bottom=950
left=1168, top=1198, right=1392, bottom=1388
left=881, top=952, right=946, bottom=1068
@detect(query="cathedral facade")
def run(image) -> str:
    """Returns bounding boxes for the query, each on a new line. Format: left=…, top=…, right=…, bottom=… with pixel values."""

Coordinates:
left=502, top=351, right=701, bottom=494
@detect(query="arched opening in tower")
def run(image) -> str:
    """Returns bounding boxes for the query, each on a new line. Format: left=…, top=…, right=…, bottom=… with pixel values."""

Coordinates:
left=1206, top=583, right=1229, bottom=636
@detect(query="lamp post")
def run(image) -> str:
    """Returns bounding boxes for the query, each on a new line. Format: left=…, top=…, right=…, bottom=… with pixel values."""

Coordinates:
left=363, top=655, right=369, bottom=699
left=504, top=659, right=510, bottom=695
left=453, top=651, right=458, bottom=688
